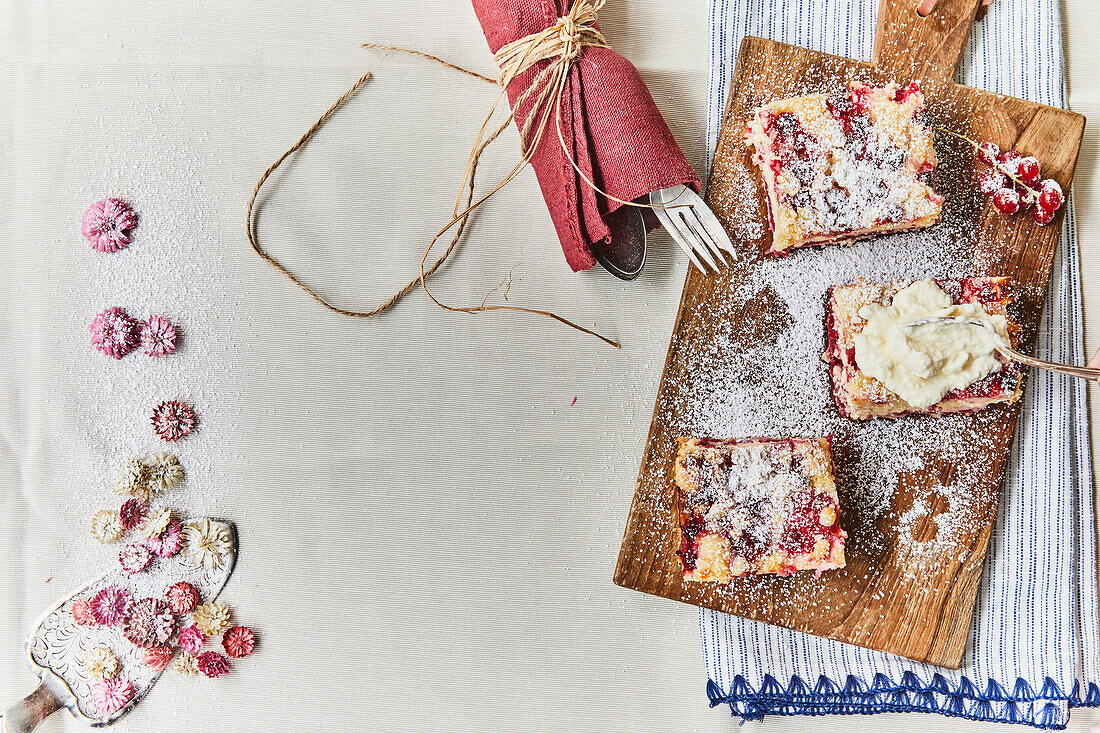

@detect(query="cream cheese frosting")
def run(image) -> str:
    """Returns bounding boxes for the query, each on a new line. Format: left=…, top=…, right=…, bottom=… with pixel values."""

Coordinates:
left=853, top=279, right=1010, bottom=409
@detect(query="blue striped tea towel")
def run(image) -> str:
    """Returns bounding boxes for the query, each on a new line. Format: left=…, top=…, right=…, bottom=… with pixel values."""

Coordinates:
left=701, top=0, right=1099, bottom=728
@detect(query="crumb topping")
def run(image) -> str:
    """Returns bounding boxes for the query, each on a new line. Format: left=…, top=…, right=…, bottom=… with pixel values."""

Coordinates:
left=748, top=81, right=941, bottom=252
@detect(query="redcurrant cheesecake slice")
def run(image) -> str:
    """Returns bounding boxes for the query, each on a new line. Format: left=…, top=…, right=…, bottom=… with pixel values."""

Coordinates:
left=747, top=81, right=943, bottom=255
left=826, top=277, right=1023, bottom=420
left=674, top=436, right=846, bottom=582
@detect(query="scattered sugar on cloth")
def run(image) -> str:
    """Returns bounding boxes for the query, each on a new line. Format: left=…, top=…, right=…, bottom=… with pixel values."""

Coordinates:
left=59, top=123, right=248, bottom=568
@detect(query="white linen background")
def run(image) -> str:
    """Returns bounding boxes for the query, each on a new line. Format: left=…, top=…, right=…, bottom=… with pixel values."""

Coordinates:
left=0, top=2, right=1096, bottom=732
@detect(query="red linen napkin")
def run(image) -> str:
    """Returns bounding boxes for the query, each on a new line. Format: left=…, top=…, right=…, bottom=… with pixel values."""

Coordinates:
left=471, top=0, right=701, bottom=272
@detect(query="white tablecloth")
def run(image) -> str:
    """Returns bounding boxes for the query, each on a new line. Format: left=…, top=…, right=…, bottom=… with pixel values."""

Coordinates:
left=1, top=2, right=1097, bottom=731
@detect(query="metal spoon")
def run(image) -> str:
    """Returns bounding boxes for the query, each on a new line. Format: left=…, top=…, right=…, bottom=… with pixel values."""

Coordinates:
left=903, top=316, right=1100, bottom=383
left=592, top=199, right=647, bottom=281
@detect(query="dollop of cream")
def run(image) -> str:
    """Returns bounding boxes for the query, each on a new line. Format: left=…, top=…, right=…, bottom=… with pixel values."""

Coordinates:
left=853, top=279, right=1009, bottom=409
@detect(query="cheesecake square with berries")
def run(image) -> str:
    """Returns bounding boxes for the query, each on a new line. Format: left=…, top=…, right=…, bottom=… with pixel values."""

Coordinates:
left=673, top=436, right=846, bottom=582
left=747, top=81, right=943, bottom=255
left=826, top=277, right=1023, bottom=420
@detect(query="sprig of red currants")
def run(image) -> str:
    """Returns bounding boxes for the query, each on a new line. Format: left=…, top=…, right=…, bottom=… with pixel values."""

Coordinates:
left=938, top=129, right=1065, bottom=225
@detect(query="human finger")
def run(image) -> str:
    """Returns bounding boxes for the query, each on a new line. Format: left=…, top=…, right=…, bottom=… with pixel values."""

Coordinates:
left=918, top=0, right=995, bottom=17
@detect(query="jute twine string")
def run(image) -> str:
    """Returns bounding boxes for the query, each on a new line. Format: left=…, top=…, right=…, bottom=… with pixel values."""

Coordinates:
left=247, top=0, right=643, bottom=348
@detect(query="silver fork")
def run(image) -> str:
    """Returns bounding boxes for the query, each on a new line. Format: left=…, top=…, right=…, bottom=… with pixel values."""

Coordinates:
left=650, top=185, right=737, bottom=274
left=904, top=316, right=1100, bottom=383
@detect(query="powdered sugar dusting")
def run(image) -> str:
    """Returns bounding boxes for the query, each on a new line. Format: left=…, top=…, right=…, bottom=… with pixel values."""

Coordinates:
left=58, top=125, right=246, bottom=567
left=671, top=217, right=1004, bottom=574
left=635, top=79, right=1016, bottom=604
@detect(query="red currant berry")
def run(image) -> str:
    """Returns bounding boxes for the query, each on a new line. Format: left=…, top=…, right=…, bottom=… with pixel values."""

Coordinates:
left=1038, top=179, right=1064, bottom=211
left=1032, top=206, right=1056, bottom=225
left=1017, top=156, right=1041, bottom=183
left=978, top=168, right=1006, bottom=196
left=992, top=188, right=1021, bottom=215
left=997, top=149, right=1021, bottom=164
left=977, top=142, right=999, bottom=165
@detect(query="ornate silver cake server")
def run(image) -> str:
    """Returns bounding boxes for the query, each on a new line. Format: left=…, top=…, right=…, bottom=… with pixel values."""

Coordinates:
left=1, top=519, right=237, bottom=732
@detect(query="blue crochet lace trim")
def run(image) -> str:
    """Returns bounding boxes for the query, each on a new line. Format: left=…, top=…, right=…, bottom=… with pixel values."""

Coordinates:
left=707, top=674, right=1100, bottom=730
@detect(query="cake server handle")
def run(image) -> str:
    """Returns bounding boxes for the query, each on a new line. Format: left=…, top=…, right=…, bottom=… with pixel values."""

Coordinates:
left=1, top=684, right=62, bottom=733
left=1004, top=349, right=1100, bottom=383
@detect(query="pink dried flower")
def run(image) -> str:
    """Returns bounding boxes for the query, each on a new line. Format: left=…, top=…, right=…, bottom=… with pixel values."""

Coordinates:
left=119, top=499, right=147, bottom=531
left=82, top=198, right=138, bottom=253
left=90, top=307, right=139, bottom=359
left=141, top=315, right=177, bottom=357
left=91, top=677, right=133, bottom=714
left=72, top=598, right=98, bottom=626
left=119, top=543, right=152, bottom=574
left=222, top=626, right=255, bottom=658
left=151, top=400, right=195, bottom=442
left=165, top=581, right=200, bottom=614
left=145, top=519, right=183, bottom=557
left=123, top=597, right=177, bottom=649
left=143, top=646, right=173, bottom=670
left=178, top=624, right=206, bottom=654
left=89, top=585, right=131, bottom=626
left=196, top=651, right=230, bottom=678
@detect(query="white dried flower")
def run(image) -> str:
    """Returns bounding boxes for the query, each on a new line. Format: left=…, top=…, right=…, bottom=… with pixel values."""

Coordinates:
left=84, top=646, right=120, bottom=680
left=182, top=519, right=231, bottom=572
left=142, top=508, right=172, bottom=539
left=114, top=458, right=150, bottom=500
left=146, top=454, right=184, bottom=493
left=90, top=510, right=123, bottom=544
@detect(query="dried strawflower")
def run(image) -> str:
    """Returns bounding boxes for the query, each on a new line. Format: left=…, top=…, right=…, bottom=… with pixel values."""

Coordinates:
left=72, top=598, right=98, bottom=626
left=90, top=307, right=139, bottom=359
left=196, top=651, right=230, bottom=678
left=166, top=581, right=201, bottom=614
left=146, top=453, right=184, bottom=492
left=123, top=598, right=176, bottom=649
left=182, top=519, right=231, bottom=572
left=143, top=646, right=173, bottom=670
left=84, top=646, right=120, bottom=680
left=172, top=652, right=199, bottom=676
left=142, top=508, right=172, bottom=539
left=82, top=198, right=137, bottom=253
left=118, top=499, right=147, bottom=531
left=114, top=458, right=150, bottom=499
left=91, top=509, right=123, bottom=544
left=178, top=624, right=206, bottom=654
left=90, top=585, right=131, bottom=626
left=91, top=677, right=133, bottom=714
left=145, top=519, right=183, bottom=557
left=151, top=400, right=195, bottom=442
left=192, top=602, right=231, bottom=636
left=140, top=315, right=177, bottom=356
left=222, top=626, right=255, bottom=658
left=119, top=543, right=152, bottom=574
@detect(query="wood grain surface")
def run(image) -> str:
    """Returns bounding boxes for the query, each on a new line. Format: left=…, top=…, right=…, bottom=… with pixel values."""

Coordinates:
left=614, top=0, right=1084, bottom=668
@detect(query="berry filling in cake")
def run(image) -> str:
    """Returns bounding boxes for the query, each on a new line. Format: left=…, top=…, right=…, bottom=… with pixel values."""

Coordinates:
left=826, top=277, right=1023, bottom=420
left=747, top=81, right=943, bottom=255
left=674, top=437, right=846, bottom=582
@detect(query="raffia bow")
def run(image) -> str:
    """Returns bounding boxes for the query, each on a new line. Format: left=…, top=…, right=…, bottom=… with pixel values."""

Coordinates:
left=247, top=0, right=629, bottom=347
left=491, top=0, right=608, bottom=157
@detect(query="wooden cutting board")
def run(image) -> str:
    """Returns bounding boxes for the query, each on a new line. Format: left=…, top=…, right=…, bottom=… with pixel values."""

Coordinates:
left=614, top=0, right=1084, bottom=668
